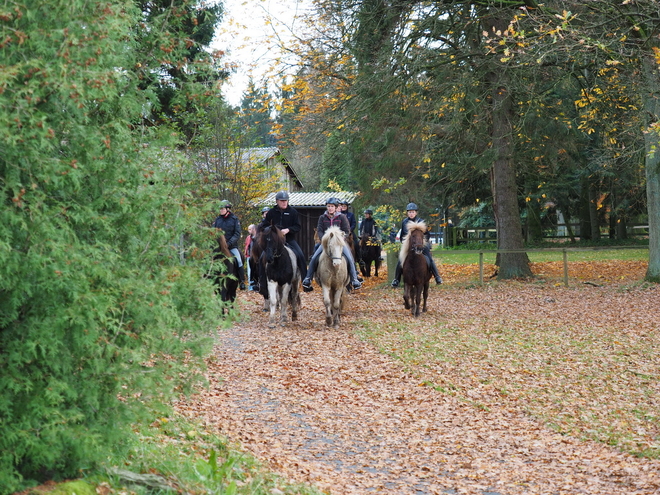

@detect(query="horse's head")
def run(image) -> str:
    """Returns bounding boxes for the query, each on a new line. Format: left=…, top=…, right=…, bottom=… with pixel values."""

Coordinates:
left=262, top=225, right=285, bottom=264
left=402, top=220, right=427, bottom=256
left=322, top=226, right=345, bottom=266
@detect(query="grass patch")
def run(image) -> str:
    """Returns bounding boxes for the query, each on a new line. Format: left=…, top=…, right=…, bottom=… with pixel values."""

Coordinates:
left=77, top=405, right=323, bottom=495
left=355, top=296, right=660, bottom=459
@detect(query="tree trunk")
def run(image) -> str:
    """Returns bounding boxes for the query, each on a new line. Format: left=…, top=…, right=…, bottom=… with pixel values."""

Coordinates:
left=588, top=181, right=600, bottom=240
left=482, top=11, right=532, bottom=279
left=642, top=51, right=660, bottom=281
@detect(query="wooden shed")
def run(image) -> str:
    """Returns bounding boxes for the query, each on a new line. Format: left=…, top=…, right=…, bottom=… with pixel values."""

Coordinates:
left=260, top=191, right=358, bottom=260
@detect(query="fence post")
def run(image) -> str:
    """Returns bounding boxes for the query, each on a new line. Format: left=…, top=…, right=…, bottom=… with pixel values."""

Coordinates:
left=563, top=249, right=568, bottom=287
left=479, top=251, right=484, bottom=284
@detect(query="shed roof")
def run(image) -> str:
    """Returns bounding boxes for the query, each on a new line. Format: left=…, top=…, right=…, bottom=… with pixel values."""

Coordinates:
left=261, top=191, right=358, bottom=207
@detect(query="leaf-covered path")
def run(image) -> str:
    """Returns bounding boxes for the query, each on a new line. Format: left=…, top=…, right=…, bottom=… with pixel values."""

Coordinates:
left=181, top=263, right=660, bottom=494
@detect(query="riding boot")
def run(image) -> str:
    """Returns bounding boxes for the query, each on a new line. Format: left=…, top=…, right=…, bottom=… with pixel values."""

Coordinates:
left=238, top=264, right=246, bottom=290
left=391, top=261, right=402, bottom=287
left=302, top=249, right=320, bottom=292
left=427, top=255, right=443, bottom=284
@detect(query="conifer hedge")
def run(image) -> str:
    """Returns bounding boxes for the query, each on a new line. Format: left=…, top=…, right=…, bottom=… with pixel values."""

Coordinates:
left=0, top=1, right=223, bottom=492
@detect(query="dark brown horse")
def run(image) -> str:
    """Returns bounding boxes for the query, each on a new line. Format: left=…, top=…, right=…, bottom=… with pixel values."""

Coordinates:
left=257, top=225, right=301, bottom=327
left=400, top=220, right=430, bottom=317
left=251, top=225, right=270, bottom=311
left=209, top=233, right=240, bottom=314
left=358, top=232, right=381, bottom=278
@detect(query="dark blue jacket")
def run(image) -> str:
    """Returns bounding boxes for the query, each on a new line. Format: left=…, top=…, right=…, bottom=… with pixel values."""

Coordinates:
left=344, top=211, right=357, bottom=232
left=212, top=212, right=241, bottom=249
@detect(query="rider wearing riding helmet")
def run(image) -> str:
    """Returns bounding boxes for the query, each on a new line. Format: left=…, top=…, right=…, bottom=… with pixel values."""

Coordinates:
left=338, top=199, right=360, bottom=256
left=359, top=209, right=381, bottom=240
left=391, top=202, right=443, bottom=287
left=260, top=191, right=307, bottom=278
left=212, top=199, right=246, bottom=290
left=302, top=197, right=362, bottom=292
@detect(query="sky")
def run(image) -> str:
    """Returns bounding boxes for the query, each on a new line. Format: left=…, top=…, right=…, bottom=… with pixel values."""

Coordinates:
left=212, top=0, right=310, bottom=107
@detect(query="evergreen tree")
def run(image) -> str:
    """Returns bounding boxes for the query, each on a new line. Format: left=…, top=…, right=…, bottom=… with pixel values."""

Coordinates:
left=0, top=1, right=224, bottom=491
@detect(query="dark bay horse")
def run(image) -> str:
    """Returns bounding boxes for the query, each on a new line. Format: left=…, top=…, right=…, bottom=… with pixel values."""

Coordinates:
left=251, top=225, right=270, bottom=312
left=209, top=233, right=240, bottom=313
left=358, top=232, right=381, bottom=278
left=257, top=225, right=301, bottom=327
left=400, top=220, right=430, bottom=317
left=316, top=226, right=350, bottom=328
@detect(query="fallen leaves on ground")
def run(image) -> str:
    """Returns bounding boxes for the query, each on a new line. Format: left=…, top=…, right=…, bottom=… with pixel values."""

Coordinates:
left=177, top=260, right=659, bottom=495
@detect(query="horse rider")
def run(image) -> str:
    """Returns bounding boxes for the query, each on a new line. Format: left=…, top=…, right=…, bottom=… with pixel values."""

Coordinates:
left=359, top=208, right=382, bottom=262
left=302, top=197, right=362, bottom=292
left=359, top=209, right=381, bottom=241
left=338, top=199, right=360, bottom=257
left=390, top=202, right=443, bottom=287
left=260, top=191, right=307, bottom=279
left=212, top=199, right=246, bottom=290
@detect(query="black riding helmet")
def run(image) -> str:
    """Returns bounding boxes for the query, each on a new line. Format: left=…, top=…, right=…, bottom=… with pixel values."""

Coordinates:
left=364, top=209, right=373, bottom=215
left=275, top=191, right=290, bottom=201
left=326, top=197, right=339, bottom=206
left=406, top=202, right=418, bottom=211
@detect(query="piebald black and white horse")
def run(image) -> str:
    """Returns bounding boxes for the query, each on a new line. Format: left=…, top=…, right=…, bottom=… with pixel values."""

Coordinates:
left=257, top=225, right=301, bottom=327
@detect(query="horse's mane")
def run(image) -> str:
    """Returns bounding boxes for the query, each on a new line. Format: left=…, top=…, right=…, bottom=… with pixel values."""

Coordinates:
left=260, top=225, right=286, bottom=251
left=215, top=233, right=232, bottom=258
left=399, top=220, right=427, bottom=265
left=322, top=226, right=346, bottom=250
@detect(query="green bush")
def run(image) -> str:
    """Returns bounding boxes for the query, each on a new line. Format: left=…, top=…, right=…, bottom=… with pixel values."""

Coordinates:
left=0, top=1, right=223, bottom=492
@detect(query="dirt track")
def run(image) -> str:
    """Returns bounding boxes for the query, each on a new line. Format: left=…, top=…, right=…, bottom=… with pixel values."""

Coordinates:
left=181, top=266, right=660, bottom=495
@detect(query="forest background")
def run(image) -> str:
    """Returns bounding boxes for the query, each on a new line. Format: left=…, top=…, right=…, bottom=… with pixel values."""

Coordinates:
left=2, top=0, right=660, bottom=492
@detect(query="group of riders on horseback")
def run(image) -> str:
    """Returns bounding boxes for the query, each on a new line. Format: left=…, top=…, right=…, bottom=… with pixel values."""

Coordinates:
left=211, top=192, right=442, bottom=301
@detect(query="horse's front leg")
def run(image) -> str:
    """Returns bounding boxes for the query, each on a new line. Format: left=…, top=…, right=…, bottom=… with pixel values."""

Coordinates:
left=403, top=284, right=411, bottom=309
left=422, top=282, right=429, bottom=313
left=267, top=281, right=279, bottom=328
left=322, top=286, right=333, bottom=327
left=290, top=271, right=300, bottom=321
left=331, top=287, right=343, bottom=328
left=279, top=284, right=291, bottom=326
left=414, top=285, right=422, bottom=317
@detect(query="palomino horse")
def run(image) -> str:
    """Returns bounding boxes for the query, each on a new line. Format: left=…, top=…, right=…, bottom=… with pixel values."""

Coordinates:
left=358, top=232, right=381, bottom=278
left=316, top=226, right=350, bottom=328
left=400, top=220, right=431, bottom=317
left=208, top=233, right=240, bottom=314
left=258, top=225, right=301, bottom=327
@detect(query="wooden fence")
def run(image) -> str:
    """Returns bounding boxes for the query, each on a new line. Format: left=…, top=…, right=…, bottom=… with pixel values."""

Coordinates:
left=443, top=224, right=649, bottom=247
left=461, top=245, right=649, bottom=287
